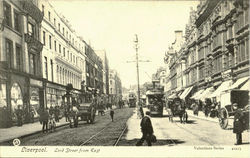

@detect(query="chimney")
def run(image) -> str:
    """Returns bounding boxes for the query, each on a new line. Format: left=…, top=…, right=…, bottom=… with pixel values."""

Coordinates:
left=175, top=30, right=183, bottom=42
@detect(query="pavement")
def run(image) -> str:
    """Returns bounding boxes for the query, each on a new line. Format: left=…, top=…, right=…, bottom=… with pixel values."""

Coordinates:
left=124, top=108, right=248, bottom=146
left=0, top=108, right=114, bottom=144
left=186, top=109, right=233, bottom=127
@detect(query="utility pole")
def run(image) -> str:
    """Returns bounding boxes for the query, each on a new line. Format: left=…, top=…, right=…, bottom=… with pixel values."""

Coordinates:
left=134, top=34, right=140, bottom=110
left=127, top=35, right=150, bottom=118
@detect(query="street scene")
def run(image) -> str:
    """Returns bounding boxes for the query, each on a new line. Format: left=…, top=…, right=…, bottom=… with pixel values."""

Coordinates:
left=0, top=0, right=249, bottom=153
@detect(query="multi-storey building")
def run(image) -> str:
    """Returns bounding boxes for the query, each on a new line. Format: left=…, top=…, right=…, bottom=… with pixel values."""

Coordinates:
left=165, top=0, right=249, bottom=103
left=165, top=31, right=185, bottom=98
left=0, top=0, right=44, bottom=125
left=95, top=50, right=109, bottom=95
left=38, top=0, right=86, bottom=109
left=109, top=69, right=122, bottom=105
left=85, top=44, right=103, bottom=94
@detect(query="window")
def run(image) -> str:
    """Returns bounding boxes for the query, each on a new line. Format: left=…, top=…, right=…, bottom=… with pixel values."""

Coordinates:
left=16, top=44, right=22, bottom=71
left=70, top=53, right=72, bottom=62
left=49, top=35, right=52, bottom=49
left=63, top=28, right=65, bottom=36
left=54, top=18, right=56, bottom=26
left=58, top=23, right=60, bottom=32
left=29, top=53, right=35, bottom=75
left=73, top=55, right=75, bottom=63
left=63, top=48, right=65, bottom=57
left=67, top=51, right=69, bottom=60
left=59, top=44, right=61, bottom=53
left=51, top=60, right=54, bottom=82
left=66, top=31, right=68, bottom=39
left=28, top=23, right=35, bottom=37
left=3, top=2, right=12, bottom=27
left=6, top=39, right=13, bottom=67
left=54, top=40, right=56, bottom=51
left=48, top=11, right=51, bottom=21
left=44, top=57, right=48, bottom=79
left=43, top=31, right=46, bottom=45
left=42, top=5, right=45, bottom=15
left=14, top=11, right=20, bottom=32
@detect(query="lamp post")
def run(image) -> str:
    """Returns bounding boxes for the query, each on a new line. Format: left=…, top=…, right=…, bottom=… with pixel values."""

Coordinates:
left=134, top=34, right=141, bottom=111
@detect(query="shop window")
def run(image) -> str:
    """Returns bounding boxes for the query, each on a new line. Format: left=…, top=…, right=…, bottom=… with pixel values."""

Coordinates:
left=0, top=83, right=7, bottom=107
left=14, top=10, right=20, bottom=32
left=3, top=2, right=12, bottom=27
left=11, top=83, right=23, bottom=121
left=30, top=87, right=40, bottom=118
left=16, top=44, right=22, bottom=71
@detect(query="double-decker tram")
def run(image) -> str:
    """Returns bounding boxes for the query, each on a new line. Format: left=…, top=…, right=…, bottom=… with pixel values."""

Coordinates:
left=146, top=80, right=164, bottom=117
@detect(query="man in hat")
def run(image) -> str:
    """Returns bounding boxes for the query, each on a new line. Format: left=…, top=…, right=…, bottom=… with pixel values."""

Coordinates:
left=136, top=111, right=154, bottom=146
left=233, top=103, right=245, bottom=145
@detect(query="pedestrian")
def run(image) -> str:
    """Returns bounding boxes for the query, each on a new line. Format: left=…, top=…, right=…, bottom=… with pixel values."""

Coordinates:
left=15, top=105, right=23, bottom=126
left=54, top=106, right=59, bottom=122
left=39, top=108, right=49, bottom=133
left=136, top=111, right=154, bottom=146
left=110, top=108, right=114, bottom=122
left=139, top=106, right=144, bottom=118
left=233, top=103, right=245, bottom=145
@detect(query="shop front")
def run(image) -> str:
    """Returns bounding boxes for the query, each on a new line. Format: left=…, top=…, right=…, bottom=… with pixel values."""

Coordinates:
left=29, top=78, right=45, bottom=120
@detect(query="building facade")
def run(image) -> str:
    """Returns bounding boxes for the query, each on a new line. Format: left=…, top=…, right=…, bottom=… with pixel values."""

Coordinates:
left=0, top=0, right=44, bottom=125
left=165, top=0, right=249, bottom=103
left=85, top=45, right=103, bottom=94
left=95, top=50, right=109, bottom=95
left=109, top=69, right=122, bottom=105
left=38, top=0, right=86, bottom=111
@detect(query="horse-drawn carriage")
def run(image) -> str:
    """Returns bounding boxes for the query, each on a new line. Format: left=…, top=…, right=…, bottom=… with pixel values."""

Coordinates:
left=218, top=89, right=249, bottom=130
left=167, top=97, right=188, bottom=123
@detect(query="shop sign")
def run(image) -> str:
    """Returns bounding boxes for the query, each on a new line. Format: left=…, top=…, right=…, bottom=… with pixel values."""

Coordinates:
left=30, top=79, right=43, bottom=88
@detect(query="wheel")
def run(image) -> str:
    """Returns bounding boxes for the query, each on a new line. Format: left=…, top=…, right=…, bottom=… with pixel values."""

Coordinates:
left=219, top=107, right=229, bottom=129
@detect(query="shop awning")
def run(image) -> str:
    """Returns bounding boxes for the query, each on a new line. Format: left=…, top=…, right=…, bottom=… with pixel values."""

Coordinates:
left=199, top=87, right=214, bottom=101
left=168, top=93, right=177, bottom=99
left=180, top=86, right=193, bottom=99
left=240, top=79, right=250, bottom=91
left=209, top=80, right=232, bottom=98
left=190, top=89, right=205, bottom=100
left=229, top=77, right=249, bottom=90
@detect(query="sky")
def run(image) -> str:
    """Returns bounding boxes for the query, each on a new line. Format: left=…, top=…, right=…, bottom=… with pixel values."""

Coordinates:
left=50, top=0, right=199, bottom=89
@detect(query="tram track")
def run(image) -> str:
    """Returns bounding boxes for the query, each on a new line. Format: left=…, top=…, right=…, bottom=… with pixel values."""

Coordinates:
left=79, top=122, right=128, bottom=146
left=173, top=121, right=216, bottom=145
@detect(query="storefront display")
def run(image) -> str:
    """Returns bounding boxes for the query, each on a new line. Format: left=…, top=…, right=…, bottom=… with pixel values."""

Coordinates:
left=0, top=83, right=7, bottom=108
left=30, top=87, right=40, bottom=118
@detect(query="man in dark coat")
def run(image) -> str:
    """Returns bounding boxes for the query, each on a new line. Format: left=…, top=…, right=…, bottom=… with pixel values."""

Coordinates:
left=233, top=104, right=245, bottom=145
left=136, top=111, right=154, bottom=146
left=40, top=108, right=49, bottom=133
left=110, top=108, right=114, bottom=122
left=16, top=105, right=23, bottom=126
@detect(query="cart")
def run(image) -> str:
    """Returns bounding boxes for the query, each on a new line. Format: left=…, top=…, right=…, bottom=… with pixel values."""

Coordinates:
left=168, top=97, right=188, bottom=123
left=218, top=89, right=249, bottom=129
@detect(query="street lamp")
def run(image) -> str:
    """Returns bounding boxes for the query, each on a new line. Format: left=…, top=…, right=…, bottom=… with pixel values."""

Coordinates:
left=134, top=34, right=141, bottom=111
